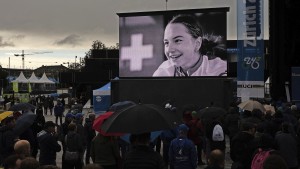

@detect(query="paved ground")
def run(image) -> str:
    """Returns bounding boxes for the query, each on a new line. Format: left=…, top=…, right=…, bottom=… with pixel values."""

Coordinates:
left=43, top=108, right=233, bottom=169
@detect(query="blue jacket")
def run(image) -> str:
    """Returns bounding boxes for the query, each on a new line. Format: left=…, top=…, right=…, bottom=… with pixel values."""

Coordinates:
left=169, top=136, right=197, bottom=169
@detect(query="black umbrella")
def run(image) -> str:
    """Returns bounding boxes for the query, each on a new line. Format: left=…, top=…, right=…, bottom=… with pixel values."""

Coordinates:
left=101, top=103, right=182, bottom=134
left=108, top=101, right=136, bottom=112
left=196, top=107, right=227, bottom=120
left=9, top=103, right=36, bottom=111
left=58, top=93, right=71, bottom=98
left=13, top=112, right=36, bottom=136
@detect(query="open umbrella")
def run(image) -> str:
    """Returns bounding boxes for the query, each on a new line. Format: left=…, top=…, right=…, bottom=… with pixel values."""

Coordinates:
left=120, top=130, right=163, bottom=143
left=196, top=107, right=227, bottom=120
left=0, top=111, right=13, bottom=122
left=108, top=101, right=136, bottom=112
left=92, top=111, right=124, bottom=136
left=238, top=100, right=265, bottom=112
left=101, top=103, right=181, bottom=134
left=58, top=93, right=71, bottom=98
left=9, top=103, right=36, bottom=111
left=13, top=112, right=36, bottom=136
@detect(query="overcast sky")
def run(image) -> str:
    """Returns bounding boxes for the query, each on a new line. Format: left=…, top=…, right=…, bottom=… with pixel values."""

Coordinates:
left=0, top=0, right=269, bottom=69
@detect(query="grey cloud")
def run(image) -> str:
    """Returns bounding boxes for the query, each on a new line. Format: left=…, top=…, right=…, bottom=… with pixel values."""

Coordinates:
left=0, top=36, right=15, bottom=47
left=54, top=34, right=82, bottom=47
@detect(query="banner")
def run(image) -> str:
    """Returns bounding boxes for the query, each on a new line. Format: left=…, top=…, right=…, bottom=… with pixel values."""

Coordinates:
left=291, top=67, right=300, bottom=102
left=237, top=0, right=264, bottom=99
left=12, top=82, right=19, bottom=93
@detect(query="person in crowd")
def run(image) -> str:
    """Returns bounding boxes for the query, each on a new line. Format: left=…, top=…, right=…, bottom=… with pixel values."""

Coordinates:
left=223, top=106, right=240, bottom=143
left=31, top=107, right=45, bottom=158
left=204, top=149, right=225, bottom=169
left=74, top=113, right=86, bottom=165
left=37, top=121, right=61, bottom=166
left=160, top=127, right=178, bottom=168
left=186, top=111, right=205, bottom=165
left=90, top=133, right=121, bottom=169
left=274, top=122, right=298, bottom=169
left=64, top=123, right=84, bottom=169
left=48, top=96, right=55, bottom=116
left=123, top=132, right=166, bottom=169
left=83, top=113, right=96, bottom=164
left=14, top=140, right=31, bottom=159
left=43, top=96, right=50, bottom=116
left=169, top=124, right=197, bottom=169
left=2, top=154, right=22, bottom=169
left=263, top=154, right=288, bottom=169
left=205, top=120, right=226, bottom=160
left=230, top=122, right=258, bottom=169
left=153, top=14, right=227, bottom=77
left=0, top=117, right=18, bottom=164
left=54, top=100, right=65, bottom=125
left=19, top=157, right=40, bottom=169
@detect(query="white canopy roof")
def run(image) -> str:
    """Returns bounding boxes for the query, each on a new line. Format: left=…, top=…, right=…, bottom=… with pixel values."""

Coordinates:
left=11, top=71, right=29, bottom=83
left=28, top=72, right=41, bottom=83
left=39, top=73, right=55, bottom=84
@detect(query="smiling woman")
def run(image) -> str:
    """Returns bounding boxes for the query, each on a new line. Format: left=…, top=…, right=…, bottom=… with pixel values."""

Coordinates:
left=153, top=14, right=227, bottom=77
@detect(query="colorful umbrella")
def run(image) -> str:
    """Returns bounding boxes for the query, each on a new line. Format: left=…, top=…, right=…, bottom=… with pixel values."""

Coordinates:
left=0, top=111, right=13, bottom=122
left=92, top=111, right=124, bottom=136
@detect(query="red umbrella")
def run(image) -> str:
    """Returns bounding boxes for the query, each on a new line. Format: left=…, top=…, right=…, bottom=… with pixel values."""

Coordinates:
left=92, top=111, right=124, bottom=136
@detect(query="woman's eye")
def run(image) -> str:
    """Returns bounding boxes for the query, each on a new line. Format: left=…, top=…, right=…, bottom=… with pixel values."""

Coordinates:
left=175, top=39, right=182, bottom=43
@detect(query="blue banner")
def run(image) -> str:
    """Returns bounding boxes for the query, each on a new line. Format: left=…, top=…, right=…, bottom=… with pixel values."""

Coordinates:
left=237, top=0, right=265, bottom=98
left=291, top=67, right=300, bottom=102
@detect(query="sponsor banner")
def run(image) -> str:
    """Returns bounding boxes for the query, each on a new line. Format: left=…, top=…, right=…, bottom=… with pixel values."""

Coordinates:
left=237, top=81, right=264, bottom=98
left=291, top=67, right=300, bottom=101
left=237, top=0, right=264, bottom=98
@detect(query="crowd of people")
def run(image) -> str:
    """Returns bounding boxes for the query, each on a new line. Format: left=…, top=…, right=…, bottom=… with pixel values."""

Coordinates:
left=0, top=99, right=299, bottom=169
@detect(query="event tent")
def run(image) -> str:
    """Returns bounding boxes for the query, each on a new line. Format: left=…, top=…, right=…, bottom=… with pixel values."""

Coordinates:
left=93, top=82, right=111, bottom=113
left=28, top=72, right=40, bottom=83
left=11, top=71, right=29, bottom=83
left=39, top=73, right=55, bottom=84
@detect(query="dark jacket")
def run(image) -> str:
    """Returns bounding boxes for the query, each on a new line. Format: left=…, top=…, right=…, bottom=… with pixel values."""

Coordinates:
left=84, top=118, right=96, bottom=143
left=123, top=145, right=166, bottom=169
left=37, top=130, right=61, bottom=165
left=65, top=131, right=84, bottom=154
left=54, top=103, right=64, bottom=116
left=0, top=126, right=18, bottom=163
left=230, top=131, right=258, bottom=169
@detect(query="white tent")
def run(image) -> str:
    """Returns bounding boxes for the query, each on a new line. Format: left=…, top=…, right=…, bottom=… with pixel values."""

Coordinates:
left=28, top=72, right=41, bottom=83
left=11, top=71, right=29, bottom=83
left=39, top=73, right=55, bottom=84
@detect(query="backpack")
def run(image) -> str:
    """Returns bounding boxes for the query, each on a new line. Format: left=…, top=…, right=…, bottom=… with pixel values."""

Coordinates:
left=251, top=148, right=272, bottom=169
left=212, top=124, right=224, bottom=141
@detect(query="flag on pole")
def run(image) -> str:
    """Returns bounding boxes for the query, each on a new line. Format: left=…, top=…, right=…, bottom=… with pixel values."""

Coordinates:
left=28, top=83, right=32, bottom=93
left=12, top=82, right=19, bottom=93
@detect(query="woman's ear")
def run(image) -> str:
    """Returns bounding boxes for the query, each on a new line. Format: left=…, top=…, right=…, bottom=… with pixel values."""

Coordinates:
left=195, top=37, right=202, bottom=51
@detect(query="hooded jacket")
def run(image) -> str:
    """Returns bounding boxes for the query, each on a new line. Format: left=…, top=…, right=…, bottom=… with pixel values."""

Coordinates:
left=37, top=130, right=61, bottom=165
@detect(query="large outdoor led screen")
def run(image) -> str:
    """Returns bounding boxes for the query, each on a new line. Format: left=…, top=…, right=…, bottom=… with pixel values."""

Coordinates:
left=119, top=8, right=229, bottom=77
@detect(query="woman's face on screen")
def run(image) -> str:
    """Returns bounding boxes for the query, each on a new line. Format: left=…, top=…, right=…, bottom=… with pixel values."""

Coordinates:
left=164, top=23, right=201, bottom=70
